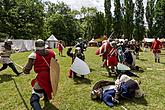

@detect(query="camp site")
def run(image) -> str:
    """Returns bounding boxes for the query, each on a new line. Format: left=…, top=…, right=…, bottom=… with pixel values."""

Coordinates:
left=0, top=0, right=165, bottom=110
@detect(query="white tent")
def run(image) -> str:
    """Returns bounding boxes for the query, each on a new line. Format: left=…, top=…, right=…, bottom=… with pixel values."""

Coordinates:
left=47, top=35, right=58, bottom=48
left=89, top=38, right=97, bottom=43
left=0, top=42, right=4, bottom=50
left=12, top=39, right=35, bottom=52
left=143, top=38, right=155, bottom=42
left=0, top=40, right=35, bottom=52
left=88, top=38, right=98, bottom=46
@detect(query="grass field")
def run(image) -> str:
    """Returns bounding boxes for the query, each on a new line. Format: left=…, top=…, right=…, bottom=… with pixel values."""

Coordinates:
left=0, top=47, right=165, bottom=110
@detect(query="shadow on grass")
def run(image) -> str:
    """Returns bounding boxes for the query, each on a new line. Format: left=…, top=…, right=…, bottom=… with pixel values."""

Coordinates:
left=73, top=77, right=92, bottom=84
left=90, top=68, right=96, bottom=72
left=160, top=62, right=165, bottom=65
left=101, top=73, right=117, bottom=80
left=43, top=102, right=59, bottom=110
left=119, top=97, right=148, bottom=106
left=139, top=59, right=148, bottom=61
left=0, top=74, right=15, bottom=84
left=13, top=78, right=30, bottom=110
left=131, top=66, right=144, bottom=73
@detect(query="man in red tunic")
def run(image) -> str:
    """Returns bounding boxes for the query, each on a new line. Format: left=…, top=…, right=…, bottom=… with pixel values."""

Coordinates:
left=151, top=37, right=162, bottom=63
left=57, top=40, right=64, bottom=56
left=23, top=39, right=56, bottom=110
left=96, top=40, right=112, bottom=66
left=96, top=40, right=118, bottom=76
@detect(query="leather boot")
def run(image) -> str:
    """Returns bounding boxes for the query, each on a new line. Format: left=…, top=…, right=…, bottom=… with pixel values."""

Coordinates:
left=158, top=59, right=160, bottom=63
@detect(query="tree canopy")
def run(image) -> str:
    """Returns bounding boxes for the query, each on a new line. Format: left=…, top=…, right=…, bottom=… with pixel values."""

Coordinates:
left=0, top=0, right=165, bottom=44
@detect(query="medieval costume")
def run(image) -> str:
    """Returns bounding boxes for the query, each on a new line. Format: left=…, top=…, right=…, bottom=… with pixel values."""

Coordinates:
left=117, top=46, right=124, bottom=63
left=151, top=37, right=162, bottom=63
left=23, top=39, right=56, bottom=110
left=91, top=74, right=144, bottom=107
left=96, top=41, right=118, bottom=76
left=123, top=48, right=135, bottom=69
left=0, top=40, right=22, bottom=76
left=96, top=40, right=112, bottom=64
left=135, top=44, right=140, bottom=59
left=57, top=41, right=64, bottom=56
left=67, top=47, right=85, bottom=78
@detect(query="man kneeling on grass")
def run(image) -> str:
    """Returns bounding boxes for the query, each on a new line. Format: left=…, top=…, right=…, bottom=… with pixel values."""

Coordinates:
left=91, top=74, right=144, bottom=107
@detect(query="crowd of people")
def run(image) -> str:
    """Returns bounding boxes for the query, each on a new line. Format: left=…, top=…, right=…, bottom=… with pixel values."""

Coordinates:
left=0, top=36, right=163, bottom=109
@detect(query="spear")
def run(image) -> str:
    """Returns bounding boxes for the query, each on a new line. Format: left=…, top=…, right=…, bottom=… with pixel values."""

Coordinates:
left=10, top=58, right=24, bottom=69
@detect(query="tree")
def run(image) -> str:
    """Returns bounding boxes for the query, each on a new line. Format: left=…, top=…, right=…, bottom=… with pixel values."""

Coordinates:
left=44, top=1, right=71, bottom=17
left=146, top=0, right=155, bottom=37
left=79, top=7, right=98, bottom=39
left=113, top=0, right=123, bottom=38
left=122, top=0, right=134, bottom=40
left=0, top=0, right=44, bottom=40
left=45, top=13, right=79, bottom=45
left=134, top=0, right=145, bottom=41
left=93, top=12, right=105, bottom=38
left=154, top=0, right=165, bottom=38
left=104, top=0, right=112, bottom=36
left=0, top=0, right=17, bottom=39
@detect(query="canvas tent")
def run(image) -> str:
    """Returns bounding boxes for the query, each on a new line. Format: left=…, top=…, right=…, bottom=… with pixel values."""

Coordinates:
left=143, top=38, right=155, bottom=43
left=0, top=40, right=35, bottom=52
left=0, top=42, right=3, bottom=50
left=12, top=39, right=35, bottom=52
left=47, top=34, right=58, bottom=48
left=88, top=38, right=98, bottom=46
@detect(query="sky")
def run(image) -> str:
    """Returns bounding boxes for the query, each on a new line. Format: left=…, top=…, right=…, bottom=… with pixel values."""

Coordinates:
left=43, top=0, right=148, bottom=12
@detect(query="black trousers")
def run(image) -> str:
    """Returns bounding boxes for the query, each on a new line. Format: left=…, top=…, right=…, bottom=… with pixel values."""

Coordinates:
left=0, top=63, right=20, bottom=75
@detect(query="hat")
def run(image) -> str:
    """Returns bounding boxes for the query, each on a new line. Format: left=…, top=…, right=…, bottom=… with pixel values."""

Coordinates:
left=35, top=39, right=45, bottom=50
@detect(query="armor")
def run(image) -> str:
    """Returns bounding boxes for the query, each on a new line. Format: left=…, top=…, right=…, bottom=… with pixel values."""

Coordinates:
left=35, top=39, right=45, bottom=50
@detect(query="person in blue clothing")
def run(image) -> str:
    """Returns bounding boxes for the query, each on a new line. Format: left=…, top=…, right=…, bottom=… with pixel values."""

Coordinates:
left=91, top=74, right=144, bottom=107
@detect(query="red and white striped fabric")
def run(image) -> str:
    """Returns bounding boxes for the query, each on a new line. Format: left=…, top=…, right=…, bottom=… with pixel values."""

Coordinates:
left=96, top=41, right=112, bottom=59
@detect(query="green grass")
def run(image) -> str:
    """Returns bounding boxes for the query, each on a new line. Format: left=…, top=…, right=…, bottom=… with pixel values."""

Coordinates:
left=0, top=47, right=165, bottom=110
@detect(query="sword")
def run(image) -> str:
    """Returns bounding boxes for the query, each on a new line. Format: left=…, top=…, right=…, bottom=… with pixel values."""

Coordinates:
left=13, top=62, right=24, bottom=69
left=10, top=58, right=24, bottom=69
left=121, top=106, right=128, bottom=110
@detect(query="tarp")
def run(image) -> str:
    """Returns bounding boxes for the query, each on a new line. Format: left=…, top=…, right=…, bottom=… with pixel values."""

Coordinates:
left=143, top=38, right=154, bottom=42
left=160, top=38, right=165, bottom=42
left=0, top=42, right=3, bottom=50
left=12, top=39, right=35, bottom=52
left=70, top=57, right=90, bottom=75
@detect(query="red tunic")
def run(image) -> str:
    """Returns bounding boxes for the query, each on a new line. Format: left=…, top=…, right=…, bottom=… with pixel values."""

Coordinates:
left=151, top=40, right=162, bottom=53
left=105, top=48, right=118, bottom=67
left=32, top=50, right=55, bottom=99
left=58, top=43, right=63, bottom=52
left=96, top=41, right=112, bottom=59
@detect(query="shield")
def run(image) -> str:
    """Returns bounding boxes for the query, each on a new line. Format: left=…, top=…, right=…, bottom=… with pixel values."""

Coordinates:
left=70, top=57, right=90, bottom=75
left=117, top=63, right=130, bottom=71
left=50, top=58, right=60, bottom=96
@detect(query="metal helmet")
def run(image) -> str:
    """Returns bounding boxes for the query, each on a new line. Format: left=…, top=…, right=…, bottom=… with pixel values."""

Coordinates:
left=5, top=39, right=13, bottom=45
left=35, top=39, right=45, bottom=50
left=75, top=47, right=81, bottom=54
